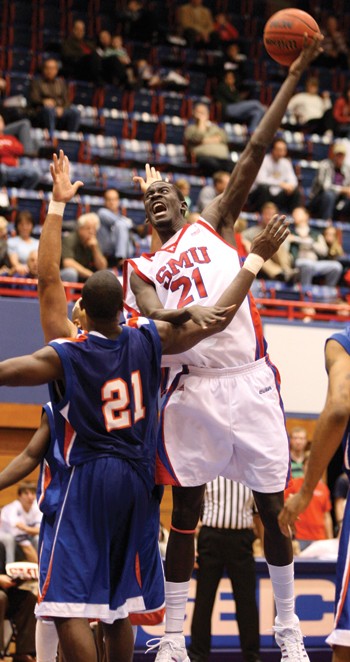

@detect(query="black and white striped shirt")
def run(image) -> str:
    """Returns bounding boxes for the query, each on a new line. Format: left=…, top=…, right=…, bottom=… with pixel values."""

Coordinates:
left=201, top=477, right=254, bottom=530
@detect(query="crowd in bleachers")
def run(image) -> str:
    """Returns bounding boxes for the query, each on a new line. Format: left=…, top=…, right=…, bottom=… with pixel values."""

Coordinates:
left=0, top=0, right=350, bottom=319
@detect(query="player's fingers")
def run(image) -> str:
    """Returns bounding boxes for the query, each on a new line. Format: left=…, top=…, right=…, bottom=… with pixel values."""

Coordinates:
left=50, top=163, right=57, bottom=182
left=72, top=181, right=84, bottom=195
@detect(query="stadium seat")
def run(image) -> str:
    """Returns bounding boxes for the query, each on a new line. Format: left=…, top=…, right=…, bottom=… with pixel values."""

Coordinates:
left=101, top=109, right=130, bottom=139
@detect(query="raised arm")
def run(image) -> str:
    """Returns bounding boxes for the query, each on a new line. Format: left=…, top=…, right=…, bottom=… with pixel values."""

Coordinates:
left=0, top=346, right=63, bottom=387
left=131, top=214, right=289, bottom=328
left=278, top=339, right=350, bottom=536
left=38, top=150, right=83, bottom=342
left=202, top=35, right=324, bottom=239
left=0, top=412, right=50, bottom=491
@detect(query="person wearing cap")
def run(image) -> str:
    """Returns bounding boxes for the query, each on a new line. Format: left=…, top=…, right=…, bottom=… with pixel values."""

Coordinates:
left=308, top=141, right=350, bottom=220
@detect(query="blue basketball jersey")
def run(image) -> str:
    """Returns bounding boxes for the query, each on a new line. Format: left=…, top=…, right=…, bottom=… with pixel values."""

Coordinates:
left=326, top=325, right=350, bottom=476
left=37, top=403, right=67, bottom=517
left=48, top=319, right=162, bottom=491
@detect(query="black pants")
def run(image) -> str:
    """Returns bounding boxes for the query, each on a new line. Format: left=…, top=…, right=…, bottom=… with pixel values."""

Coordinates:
left=0, top=587, right=36, bottom=655
left=189, top=526, right=260, bottom=662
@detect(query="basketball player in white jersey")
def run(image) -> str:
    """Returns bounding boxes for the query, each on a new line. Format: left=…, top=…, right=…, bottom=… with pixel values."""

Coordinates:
left=124, top=37, right=323, bottom=662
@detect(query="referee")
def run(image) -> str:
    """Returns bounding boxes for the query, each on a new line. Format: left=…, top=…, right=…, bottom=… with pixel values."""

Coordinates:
left=188, top=477, right=262, bottom=662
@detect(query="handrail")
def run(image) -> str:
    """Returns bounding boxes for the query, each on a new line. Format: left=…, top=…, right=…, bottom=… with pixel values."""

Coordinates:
left=1, top=277, right=350, bottom=322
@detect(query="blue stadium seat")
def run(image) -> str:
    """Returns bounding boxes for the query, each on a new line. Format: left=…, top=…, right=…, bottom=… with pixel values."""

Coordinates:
left=160, top=116, right=187, bottom=145
left=130, top=112, right=161, bottom=143
left=119, top=139, right=154, bottom=166
left=101, top=109, right=129, bottom=139
left=84, top=135, right=119, bottom=163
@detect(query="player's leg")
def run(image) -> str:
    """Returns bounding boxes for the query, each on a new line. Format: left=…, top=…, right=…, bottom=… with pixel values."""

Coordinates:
left=54, top=617, right=98, bottom=662
left=332, top=646, right=350, bottom=661
left=155, top=484, right=205, bottom=662
left=253, top=490, right=309, bottom=661
left=36, top=619, right=59, bottom=662
left=102, top=617, right=134, bottom=662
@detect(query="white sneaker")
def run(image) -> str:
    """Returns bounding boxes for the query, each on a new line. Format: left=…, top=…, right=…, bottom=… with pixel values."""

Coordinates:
left=273, top=618, right=310, bottom=661
left=146, top=634, right=190, bottom=661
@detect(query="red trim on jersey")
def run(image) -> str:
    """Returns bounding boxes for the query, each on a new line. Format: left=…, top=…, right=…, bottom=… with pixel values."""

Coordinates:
left=38, top=463, right=52, bottom=507
left=130, top=262, right=154, bottom=285
left=155, top=453, right=179, bottom=486
left=38, top=551, right=54, bottom=603
left=234, top=232, right=247, bottom=258
left=129, top=606, right=166, bottom=626
left=123, top=300, right=140, bottom=317
left=135, top=552, right=142, bottom=588
left=197, top=218, right=239, bottom=252
left=63, top=422, right=75, bottom=461
left=335, top=552, right=350, bottom=627
left=247, top=290, right=265, bottom=358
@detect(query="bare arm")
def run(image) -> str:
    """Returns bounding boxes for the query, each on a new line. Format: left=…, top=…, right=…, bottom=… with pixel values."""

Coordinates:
left=202, top=35, right=324, bottom=239
left=0, top=412, right=50, bottom=491
left=38, top=150, right=83, bottom=342
left=0, top=346, right=63, bottom=387
left=131, top=214, right=289, bottom=327
left=278, top=339, right=350, bottom=536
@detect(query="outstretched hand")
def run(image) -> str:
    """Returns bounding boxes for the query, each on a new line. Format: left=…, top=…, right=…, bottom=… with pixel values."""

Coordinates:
left=250, top=214, right=289, bottom=261
left=133, top=163, right=163, bottom=193
left=278, top=490, right=311, bottom=538
left=50, top=150, right=84, bottom=203
left=188, top=304, right=236, bottom=329
left=289, top=32, right=324, bottom=75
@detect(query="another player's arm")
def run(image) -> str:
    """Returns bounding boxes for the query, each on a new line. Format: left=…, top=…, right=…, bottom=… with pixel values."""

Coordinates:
left=131, top=214, right=289, bottom=327
left=202, top=35, right=324, bottom=237
left=0, top=412, right=50, bottom=491
left=38, top=150, right=83, bottom=342
left=278, top=339, right=350, bottom=536
left=0, top=346, right=63, bottom=387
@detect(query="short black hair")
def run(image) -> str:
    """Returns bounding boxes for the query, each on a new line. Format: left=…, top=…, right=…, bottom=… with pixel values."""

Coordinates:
left=81, top=271, right=123, bottom=320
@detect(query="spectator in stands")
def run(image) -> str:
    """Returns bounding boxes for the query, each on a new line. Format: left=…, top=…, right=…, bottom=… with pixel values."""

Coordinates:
left=289, top=206, right=343, bottom=286
left=117, top=0, right=160, bottom=44
left=284, top=452, right=333, bottom=551
left=28, top=58, right=81, bottom=137
left=316, top=15, right=350, bottom=70
left=0, top=482, right=42, bottom=563
left=323, top=225, right=344, bottom=259
left=0, top=540, right=37, bottom=661
left=184, top=103, right=233, bottom=175
left=196, top=170, right=230, bottom=213
left=212, top=13, right=239, bottom=44
left=176, top=0, right=220, bottom=48
left=0, top=115, right=40, bottom=190
left=60, top=212, right=107, bottom=282
left=214, top=71, right=265, bottom=132
left=7, top=211, right=39, bottom=276
left=0, top=216, right=12, bottom=275
left=96, top=32, right=135, bottom=88
left=61, top=20, right=104, bottom=85
left=221, top=42, right=247, bottom=84
left=97, top=188, right=134, bottom=266
left=247, top=138, right=302, bottom=213
left=308, top=141, right=350, bottom=221
left=333, top=85, right=350, bottom=139
left=134, top=59, right=188, bottom=91
left=289, top=426, right=309, bottom=478
left=242, top=201, right=298, bottom=282
left=175, top=178, right=192, bottom=214
left=286, top=76, right=334, bottom=136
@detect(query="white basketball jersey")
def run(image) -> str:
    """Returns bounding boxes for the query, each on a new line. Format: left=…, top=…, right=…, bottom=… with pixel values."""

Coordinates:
left=124, top=218, right=268, bottom=368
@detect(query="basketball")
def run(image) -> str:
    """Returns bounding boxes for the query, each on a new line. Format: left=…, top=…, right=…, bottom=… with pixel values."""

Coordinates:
left=263, top=8, right=321, bottom=66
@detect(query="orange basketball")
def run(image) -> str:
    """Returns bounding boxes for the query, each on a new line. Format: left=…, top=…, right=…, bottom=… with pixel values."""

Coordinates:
left=263, top=8, right=321, bottom=66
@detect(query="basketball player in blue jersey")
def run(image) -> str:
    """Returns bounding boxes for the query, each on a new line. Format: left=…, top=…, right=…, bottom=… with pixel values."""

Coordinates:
left=0, top=213, right=290, bottom=662
left=124, top=37, right=324, bottom=662
left=279, top=326, right=350, bottom=662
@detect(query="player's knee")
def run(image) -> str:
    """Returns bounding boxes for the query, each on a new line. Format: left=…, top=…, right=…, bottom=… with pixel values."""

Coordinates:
left=253, top=491, right=283, bottom=530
